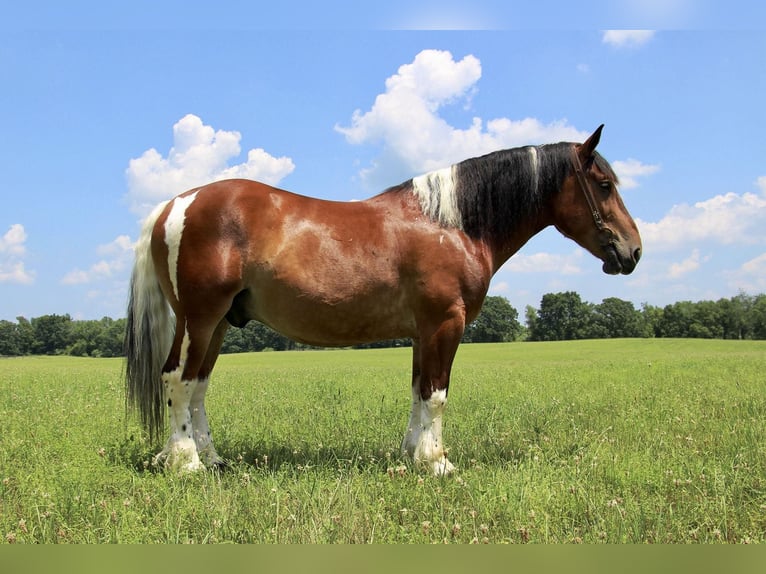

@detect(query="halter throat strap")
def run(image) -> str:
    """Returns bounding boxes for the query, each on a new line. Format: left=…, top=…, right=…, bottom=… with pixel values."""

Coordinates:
left=571, top=148, right=615, bottom=246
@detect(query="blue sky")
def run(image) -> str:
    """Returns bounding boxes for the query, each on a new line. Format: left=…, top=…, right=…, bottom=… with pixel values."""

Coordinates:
left=1, top=4, right=766, bottom=321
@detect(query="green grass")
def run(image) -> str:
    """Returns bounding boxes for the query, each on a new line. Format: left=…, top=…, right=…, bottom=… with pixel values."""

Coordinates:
left=1, top=339, right=765, bottom=543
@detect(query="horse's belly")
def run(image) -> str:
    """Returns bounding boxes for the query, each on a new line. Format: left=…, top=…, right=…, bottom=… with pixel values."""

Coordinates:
left=246, top=274, right=416, bottom=346
left=258, top=297, right=415, bottom=346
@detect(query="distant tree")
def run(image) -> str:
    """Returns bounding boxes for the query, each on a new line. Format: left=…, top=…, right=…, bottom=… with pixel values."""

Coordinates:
left=657, top=301, right=693, bottom=338
left=68, top=320, right=102, bottom=357
left=0, top=320, right=21, bottom=355
left=640, top=304, right=663, bottom=338
left=524, top=305, right=538, bottom=340
left=31, top=314, right=73, bottom=355
left=66, top=317, right=126, bottom=357
left=748, top=294, right=766, bottom=339
left=463, top=296, right=523, bottom=343
left=529, top=292, right=593, bottom=341
left=97, top=317, right=127, bottom=357
left=222, top=320, right=295, bottom=353
left=592, top=297, right=648, bottom=338
left=689, top=300, right=724, bottom=339
left=14, top=317, right=34, bottom=355
left=717, top=293, right=752, bottom=339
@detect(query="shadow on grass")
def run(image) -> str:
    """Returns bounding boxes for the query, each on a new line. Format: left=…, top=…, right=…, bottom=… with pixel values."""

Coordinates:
left=108, top=433, right=408, bottom=476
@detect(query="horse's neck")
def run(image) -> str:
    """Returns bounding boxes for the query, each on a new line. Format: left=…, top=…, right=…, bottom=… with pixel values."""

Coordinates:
left=471, top=157, right=555, bottom=275
left=487, top=213, right=551, bottom=275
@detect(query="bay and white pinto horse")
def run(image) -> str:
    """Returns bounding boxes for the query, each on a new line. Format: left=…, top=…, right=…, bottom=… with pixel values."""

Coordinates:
left=125, top=125, right=641, bottom=474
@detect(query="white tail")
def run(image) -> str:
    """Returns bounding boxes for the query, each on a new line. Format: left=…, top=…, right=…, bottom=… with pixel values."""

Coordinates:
left=124, top=202, right=174, bottom=442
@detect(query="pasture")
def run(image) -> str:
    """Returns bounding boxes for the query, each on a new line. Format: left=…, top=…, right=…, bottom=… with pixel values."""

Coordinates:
left=1, top=339, right=765, bottom=543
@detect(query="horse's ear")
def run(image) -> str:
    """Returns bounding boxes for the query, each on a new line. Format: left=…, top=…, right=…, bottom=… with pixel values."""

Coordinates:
left=577, top=124, right=604, bottom=163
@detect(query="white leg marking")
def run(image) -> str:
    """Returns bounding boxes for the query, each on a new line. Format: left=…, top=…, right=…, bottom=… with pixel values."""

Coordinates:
left=154, top=327, right=204, bottom=472
left=155, top=369, right=203, bottom=472
left=406, top=389, right=455, bottom=476
left=190, top=378, right=224, bottom=467
left=164, top=190, right=199, bottom=301
left=401, top=385, right=423, bottom=459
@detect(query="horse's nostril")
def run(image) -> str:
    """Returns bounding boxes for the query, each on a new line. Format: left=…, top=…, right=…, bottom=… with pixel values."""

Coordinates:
left=633, top=247, right=642, bottom=263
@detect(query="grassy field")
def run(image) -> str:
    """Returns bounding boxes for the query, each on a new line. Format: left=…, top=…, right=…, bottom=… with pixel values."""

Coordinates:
left=1, top=339, right=765, bottom=543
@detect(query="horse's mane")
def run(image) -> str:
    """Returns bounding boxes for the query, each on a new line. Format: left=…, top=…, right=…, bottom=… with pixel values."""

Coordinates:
left=391, top=143, right=617, bottom=240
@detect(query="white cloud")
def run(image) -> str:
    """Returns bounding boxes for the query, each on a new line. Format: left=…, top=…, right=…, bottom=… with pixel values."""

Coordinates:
left=725, top=252, right=766, bottom=294
left=667, top=249, right=707, bottom=279
left=612, top=159, right=660, bottom=189
left=336, top=49, right=588, bottom=189
left=0, top=224, right=27, bottom=256
left=0, top=224, right=34, bottom=284
left=637, top=182, right=766, bottom=253
left=505, top=250, right=584, bottom=275
left=126, top=114, right=295, bottom=217
left=602, top=30, right=655, bottom=48
left=61, top=235, right=135, bottom=285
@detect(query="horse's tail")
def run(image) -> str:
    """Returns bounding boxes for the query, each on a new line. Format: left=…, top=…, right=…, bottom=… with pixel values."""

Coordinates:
left=124, top=201, right=173, bottom=443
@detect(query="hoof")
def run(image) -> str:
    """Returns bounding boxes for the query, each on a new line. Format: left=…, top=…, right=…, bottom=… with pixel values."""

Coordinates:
left=208, top=458, right=230, bottom=472
left=418, top=456, right=455, bottom=476
left=153, top=445, right=204, bottom=473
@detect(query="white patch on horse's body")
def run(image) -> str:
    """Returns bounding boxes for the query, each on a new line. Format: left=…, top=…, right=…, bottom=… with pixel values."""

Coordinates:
left=412, top=166, right=462, bottom=229
left=164, top=190, right=199, bottom=301
left=402, top=388, right=454, bottom=476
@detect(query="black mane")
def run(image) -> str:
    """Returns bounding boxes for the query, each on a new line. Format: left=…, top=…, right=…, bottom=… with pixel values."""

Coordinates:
left=456, top=144, right=568, bottom=239
left=394, top=142, right=617, bottom=241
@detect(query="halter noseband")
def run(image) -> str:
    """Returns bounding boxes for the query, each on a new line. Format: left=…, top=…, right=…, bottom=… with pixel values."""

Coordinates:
left=571, top=148, right=616, bottom=247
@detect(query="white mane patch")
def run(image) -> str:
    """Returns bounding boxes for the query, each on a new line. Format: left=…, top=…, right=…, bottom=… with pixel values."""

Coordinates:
left=527, top=146, right=539, bottom=193
left=411, top=166, right=462, bottom=229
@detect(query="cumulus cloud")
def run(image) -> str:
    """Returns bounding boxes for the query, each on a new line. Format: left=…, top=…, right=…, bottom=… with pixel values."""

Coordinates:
left=126, top=114, right=295, bottom=217
left=336, top=49, right=588, bottom=189
left=505, top=250, right=584, bottom=275
left=61, top=235, right=134, bottom=285
left=723, top=252, right=766, bottom=294
left=637, top=181, right=766, bottom=253
left=612, top=159, right=660, bottom=189
left=0, top=224, right=34, bottom=284
left=602, top=30, right=656, bottom=48
left=667, top=249, right=708, bottom=279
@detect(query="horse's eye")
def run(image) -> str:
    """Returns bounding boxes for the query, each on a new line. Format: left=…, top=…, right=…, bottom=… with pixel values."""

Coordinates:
left=599, top=181, right=612, bottom=192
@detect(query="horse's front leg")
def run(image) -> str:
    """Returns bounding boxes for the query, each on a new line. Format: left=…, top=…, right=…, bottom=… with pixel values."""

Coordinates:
left=403, top=314, right=464, bottom=476
left=402, top=340, right=423, bottom=460
left=411, top=385, right=454, bottom=476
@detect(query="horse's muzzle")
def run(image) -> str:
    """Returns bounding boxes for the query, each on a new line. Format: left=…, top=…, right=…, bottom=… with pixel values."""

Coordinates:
left=602, top=244, right=641, bottom=275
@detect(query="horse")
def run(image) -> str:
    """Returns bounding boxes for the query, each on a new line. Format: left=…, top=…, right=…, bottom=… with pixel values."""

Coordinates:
left=125, top=125, right=641, bottom=475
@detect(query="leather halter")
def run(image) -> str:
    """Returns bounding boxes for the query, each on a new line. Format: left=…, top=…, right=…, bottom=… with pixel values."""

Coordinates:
left=571, top=148, right=616, bottom=247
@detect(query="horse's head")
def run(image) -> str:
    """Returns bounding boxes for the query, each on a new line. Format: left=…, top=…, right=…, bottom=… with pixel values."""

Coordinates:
left=553, top=125, right=642, bottom=275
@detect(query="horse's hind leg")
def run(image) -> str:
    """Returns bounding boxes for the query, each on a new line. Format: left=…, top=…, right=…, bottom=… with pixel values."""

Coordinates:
left=156, top=314, right=224, bottom=472
left=190, top=318, right=230, bottom=467
left=155, top=320, right=203, bottom=472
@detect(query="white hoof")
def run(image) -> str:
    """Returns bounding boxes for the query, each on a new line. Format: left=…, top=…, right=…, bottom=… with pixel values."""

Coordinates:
left=154, top=439, right=204, bottom=473
left=419, top=456, right=455, bottom=476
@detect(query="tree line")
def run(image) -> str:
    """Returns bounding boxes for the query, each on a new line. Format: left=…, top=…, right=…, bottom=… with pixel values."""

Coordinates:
left=2, top=292, right=766, bottom=357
